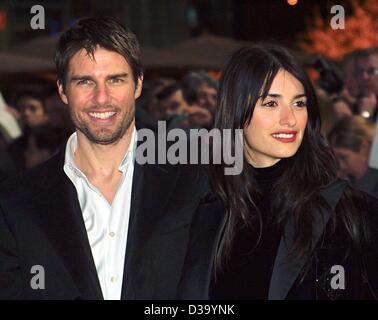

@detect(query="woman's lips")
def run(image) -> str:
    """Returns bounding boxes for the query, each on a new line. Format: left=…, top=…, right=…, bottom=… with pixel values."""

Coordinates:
left=271, top=131, right=297, bottom=143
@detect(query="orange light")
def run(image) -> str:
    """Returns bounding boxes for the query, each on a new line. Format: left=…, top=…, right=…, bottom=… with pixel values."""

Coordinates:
left=287, top=0, right=298, bottom=5
left=0, top=10, right=6, bottom=30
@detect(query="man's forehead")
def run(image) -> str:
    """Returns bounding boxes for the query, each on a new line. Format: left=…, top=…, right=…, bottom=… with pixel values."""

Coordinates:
left=67, top=47, right=130, bottom=74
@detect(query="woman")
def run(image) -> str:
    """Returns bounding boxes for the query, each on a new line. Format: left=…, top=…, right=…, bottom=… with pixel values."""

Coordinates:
left=178, top=44, right=378, bottom=300
left=328, top=116, right=378, bottom=198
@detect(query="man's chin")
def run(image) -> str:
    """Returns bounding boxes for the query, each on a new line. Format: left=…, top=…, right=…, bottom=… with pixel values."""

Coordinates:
left=80, top=128, right=123, bottom=145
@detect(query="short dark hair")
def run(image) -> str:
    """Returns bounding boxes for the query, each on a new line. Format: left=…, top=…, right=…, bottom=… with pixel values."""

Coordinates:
left=156, top=82, right=182, bottom=101
left=14, top=89, right=46, bottom=112
left=55, top=16, right=142, bottom=89
left=328, top=116, right=375, bottom=152
left=182, top=71, right=218, bottom=104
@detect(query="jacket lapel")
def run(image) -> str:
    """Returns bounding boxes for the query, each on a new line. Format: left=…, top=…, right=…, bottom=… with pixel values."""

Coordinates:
left=120, top=161, right=182, bottom=299
left=268, top=179, right=348, bottom=300
left=36, top=148, right=103, bottom=299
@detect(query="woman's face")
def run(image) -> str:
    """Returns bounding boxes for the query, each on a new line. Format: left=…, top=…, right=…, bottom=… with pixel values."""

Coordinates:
left=244, top=69, right=308, bottom=167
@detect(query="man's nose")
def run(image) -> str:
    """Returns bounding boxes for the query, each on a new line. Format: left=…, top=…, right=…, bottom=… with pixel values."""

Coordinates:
left=279, top=104, right=296, bottom=127
left=93, top=83, right=110, bottom=105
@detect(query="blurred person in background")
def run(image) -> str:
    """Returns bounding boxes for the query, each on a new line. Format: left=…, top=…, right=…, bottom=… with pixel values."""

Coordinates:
left=44, top=88, right=75, bottom=137
left=354, top=48, right=378, bottom=122
left=7, top=89, right=50, bottom=171
left=328, top=116, right=378, bottom=198
left=16, top=90, right=50, bottom=129
left=23, top=125, right=63, bottom=169
left=182, top=71, right=218, bottom=115
left=330, top=96, right=353, bottom=120
left=144, top=78, right=176, bottom=122
left=340, top=50, right=361, bottom=106
left=156, top=81, right=213, bottom=130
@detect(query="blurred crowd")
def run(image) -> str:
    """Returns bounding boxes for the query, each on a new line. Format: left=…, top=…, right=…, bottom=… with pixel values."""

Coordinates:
left=325, top=47, right=378, bottom=198
left=0, top=47, right=377, bottom=198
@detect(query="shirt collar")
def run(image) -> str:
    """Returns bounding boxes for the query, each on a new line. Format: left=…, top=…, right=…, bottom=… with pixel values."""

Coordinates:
left=64, top=126, right=137, bottom=177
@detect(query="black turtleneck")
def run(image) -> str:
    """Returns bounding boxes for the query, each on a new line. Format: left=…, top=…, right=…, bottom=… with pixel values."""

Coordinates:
left=210, top=158, right=290, bottom=300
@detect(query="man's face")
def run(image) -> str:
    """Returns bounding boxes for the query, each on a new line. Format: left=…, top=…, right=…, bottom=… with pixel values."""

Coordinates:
left=58, top=47, right=142, bottom=145
left=159, top=89, right=188, bottom=115
left=356, top=54, right=378, bottom=95
left=333, top=147, right=368, bottom=179
left=197, top=84, right=217, bottom=112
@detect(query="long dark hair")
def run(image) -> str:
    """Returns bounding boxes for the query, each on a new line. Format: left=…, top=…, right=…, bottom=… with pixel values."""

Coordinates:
left=212, top=44, right=370, bottom=273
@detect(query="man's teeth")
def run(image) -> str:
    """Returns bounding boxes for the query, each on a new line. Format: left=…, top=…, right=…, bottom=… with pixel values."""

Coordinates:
left=272, top=133, right=295, bottom=138
left=89, top=112, right=116, bottom=119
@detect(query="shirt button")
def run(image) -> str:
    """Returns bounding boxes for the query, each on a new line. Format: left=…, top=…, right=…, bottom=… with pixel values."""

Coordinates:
left=109, top=231, right=115, bottom=237
left=111, top=276, right=117, bottom=283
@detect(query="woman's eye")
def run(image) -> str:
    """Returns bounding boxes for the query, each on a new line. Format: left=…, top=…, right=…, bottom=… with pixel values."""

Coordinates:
left=262, top=101, right=277, bottom=108
left=294, top=100, right=307, bottom=107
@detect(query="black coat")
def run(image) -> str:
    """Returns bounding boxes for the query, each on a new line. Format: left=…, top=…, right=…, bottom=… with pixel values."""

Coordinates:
left=0, top=143, right=209, bottom=299
left=178, top=179, right=378, bottom=300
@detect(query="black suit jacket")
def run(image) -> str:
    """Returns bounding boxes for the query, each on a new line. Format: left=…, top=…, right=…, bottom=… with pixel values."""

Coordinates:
left=178, top=180, right=378, bottom=300
left=0, top=144, right=209, bottom=299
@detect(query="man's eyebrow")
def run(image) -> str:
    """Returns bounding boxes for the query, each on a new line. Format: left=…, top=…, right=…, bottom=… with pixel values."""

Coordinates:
left=106, top=73, right=129, bottom=80
left=69, top=73, right=129, bottom=82
left=70, top=75, right=93, bottom=82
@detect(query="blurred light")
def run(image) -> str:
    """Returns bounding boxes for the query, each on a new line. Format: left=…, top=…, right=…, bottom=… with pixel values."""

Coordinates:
left=0, top=10, right=7, bottom=31
left=287, top=0, right=298, bottom=5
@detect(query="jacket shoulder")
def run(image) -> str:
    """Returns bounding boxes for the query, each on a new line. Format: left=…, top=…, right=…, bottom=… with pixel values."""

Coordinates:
left=0, top=152, right=62, bottom=203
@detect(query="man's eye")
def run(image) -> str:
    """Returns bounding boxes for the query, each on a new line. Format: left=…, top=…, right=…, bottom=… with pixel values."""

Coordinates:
left=109, top=78, right=124, bottom=84
left=262, top=101, right=277, bottom=108
left=293, top=100, right=307, bottom=107
left=77, top=79, right=91, bottom=85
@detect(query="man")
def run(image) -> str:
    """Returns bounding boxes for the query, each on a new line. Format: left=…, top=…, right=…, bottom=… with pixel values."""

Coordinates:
left=182, top=71, right=218, bottom=114
left=156, top=81, right=213, bottom=130
left=354, top=47, right=378, bottom=121
left=354, top=48, right=378, bottom=169
left=7, top=89, right=51, bottom=171
left=0, top=17, right=208, bottom=299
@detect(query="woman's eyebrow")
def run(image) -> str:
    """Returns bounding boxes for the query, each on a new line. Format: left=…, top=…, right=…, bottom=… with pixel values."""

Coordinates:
left=260, top=93, right=307, bottom=99
left=293, top=94, right=306, bottom=99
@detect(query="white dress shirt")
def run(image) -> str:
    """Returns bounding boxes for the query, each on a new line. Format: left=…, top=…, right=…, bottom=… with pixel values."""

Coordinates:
left=63, top=128, right=136, bottom=300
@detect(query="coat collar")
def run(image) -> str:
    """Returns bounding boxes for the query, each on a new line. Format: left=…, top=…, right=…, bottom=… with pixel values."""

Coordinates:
left=41, top=139, right=183, bottom=299
left=37, top=147, right=103, bottom=299
left=120, top=159, right=183, bottom=299
left=268, top=179, right=348, bottom=300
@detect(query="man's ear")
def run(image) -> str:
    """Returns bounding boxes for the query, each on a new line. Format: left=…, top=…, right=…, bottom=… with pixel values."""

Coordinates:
left=57, top=80, right=68, bottom=105
left=134, top=73, right=144, bottom=100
